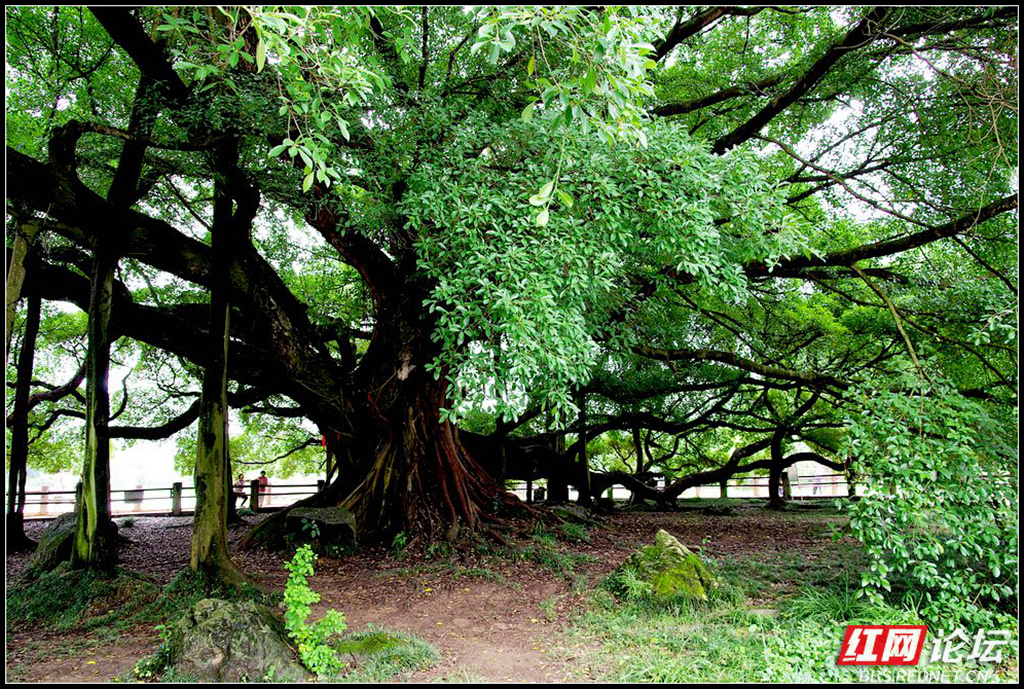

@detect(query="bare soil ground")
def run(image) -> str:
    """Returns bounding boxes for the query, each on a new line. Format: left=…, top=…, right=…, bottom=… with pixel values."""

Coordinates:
left=6, top=502, right=849, bottom=683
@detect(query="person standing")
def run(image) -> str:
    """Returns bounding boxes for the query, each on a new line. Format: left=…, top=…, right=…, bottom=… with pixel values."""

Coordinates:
left=257, top=470, right=270, bottom=508
left=233, top=473, right=247, bottom=508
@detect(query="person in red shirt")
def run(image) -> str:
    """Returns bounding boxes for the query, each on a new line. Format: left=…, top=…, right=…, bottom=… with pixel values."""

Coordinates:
left=257, top=470, right=270, bottom=508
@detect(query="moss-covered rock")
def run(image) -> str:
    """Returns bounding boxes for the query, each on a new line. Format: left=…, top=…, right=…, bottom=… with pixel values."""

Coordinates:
left=31, top=512, right=77, bottom=572
left=608, top=529, right=718, bottom=600
left=163, top=598, right=310, bottom=682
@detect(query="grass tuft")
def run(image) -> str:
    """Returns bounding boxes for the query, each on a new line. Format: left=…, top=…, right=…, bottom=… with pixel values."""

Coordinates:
left=330, top=625, right=439, bottom=682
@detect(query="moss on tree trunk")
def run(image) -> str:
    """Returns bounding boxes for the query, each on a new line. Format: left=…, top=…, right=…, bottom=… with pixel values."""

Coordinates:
left=71, top=251, right=117, bottom=569
left=189, top=139, right=250, bottom=587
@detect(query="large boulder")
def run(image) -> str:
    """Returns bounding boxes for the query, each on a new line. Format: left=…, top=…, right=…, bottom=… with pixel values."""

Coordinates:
left=164, top=598, right=310, bottom=683
left=31, top=512, right=77, bottom=571
left=286, top=506, right=357, bottom=544
left=609, top=529, right=718, bottom=600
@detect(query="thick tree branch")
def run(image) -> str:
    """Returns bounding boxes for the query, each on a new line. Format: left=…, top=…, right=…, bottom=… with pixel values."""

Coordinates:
left=633, top=344, right=850, bottom=391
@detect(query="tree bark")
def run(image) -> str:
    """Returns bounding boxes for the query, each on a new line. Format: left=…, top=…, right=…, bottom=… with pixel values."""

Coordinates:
left=7, top=294, right=41, bottom=552
left=189, top=140, right=250, bottom=585
left=5, top=219, right=42, bottom=363
left=630, top=426, right=645, bottom=505
left=768, top=428, right=787, bottom=510
left=545, top=409, right=570, bottom=503
left=71, top=250, right=118, bottom=569
left=575, top=389, right=592, bottom=507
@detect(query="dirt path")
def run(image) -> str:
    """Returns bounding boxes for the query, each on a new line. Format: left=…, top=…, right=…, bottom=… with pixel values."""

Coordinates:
left=6, top=503, right=847, bottom=683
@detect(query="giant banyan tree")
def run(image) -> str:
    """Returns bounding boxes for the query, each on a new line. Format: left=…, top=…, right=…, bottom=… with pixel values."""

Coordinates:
left=6, top=7, right=1018, bottom=573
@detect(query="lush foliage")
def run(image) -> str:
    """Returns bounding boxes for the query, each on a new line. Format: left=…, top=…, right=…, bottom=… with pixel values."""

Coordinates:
left=283, top=545, right=348, bottom=676
left=844, top=375, right=1018, bottom=628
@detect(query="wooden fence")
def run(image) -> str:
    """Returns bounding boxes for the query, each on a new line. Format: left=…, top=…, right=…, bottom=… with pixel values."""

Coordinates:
left=9, top=472, right=851, bottom=521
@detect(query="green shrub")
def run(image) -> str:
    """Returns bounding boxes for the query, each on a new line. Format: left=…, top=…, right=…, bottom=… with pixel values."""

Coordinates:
left=283, top=545, right=347, bottom=676
left=844, top=378, right=1018, bottom=629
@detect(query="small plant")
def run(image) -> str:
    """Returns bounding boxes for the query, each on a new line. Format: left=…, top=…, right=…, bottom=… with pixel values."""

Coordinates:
left=605, top=565, right=654, bottom=601
left=284, top=545, right=347, bottom=676
left=391, top=531, right=408, bottom=554
left=530, top=522, right=556, bottom=547
left=132, top=625, right=173, bottom=680
left=120, top=517, right=136, bottom=528
left=559, top=522, right=591, bottom=543
left=301, top=517, right=321, bottom=542
left=538, top=597, right=559, bottom=621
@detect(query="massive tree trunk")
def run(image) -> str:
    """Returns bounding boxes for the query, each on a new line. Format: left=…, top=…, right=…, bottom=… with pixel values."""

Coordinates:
left=339, top=376, right=512, bottom=542
left=7, top=294, right=41, bottom=553
left=71, top=249, right=118, bottom=570
left=189, top=140, right=252, bottom=584
left=241, top=287, right=525, bottom=547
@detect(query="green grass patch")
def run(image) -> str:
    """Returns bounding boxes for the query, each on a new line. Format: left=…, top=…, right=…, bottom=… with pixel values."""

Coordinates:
left=559, top=550, right=1017, bottom=683
left=330, top=625, right=439, bottom=682
left=7, top=562, right=277, bottom=653
left=7, top=565, right=160, bottom=632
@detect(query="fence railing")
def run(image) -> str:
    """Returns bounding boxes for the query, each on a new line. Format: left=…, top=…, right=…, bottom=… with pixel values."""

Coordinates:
left=10, top=479, right=326, bottom=520
left=9, top=472, right=852, bottom=520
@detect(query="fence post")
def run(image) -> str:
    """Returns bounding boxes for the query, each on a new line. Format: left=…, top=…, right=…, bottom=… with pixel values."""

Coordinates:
left=525, top=480, right=533, bottom=503
left=251, top=479, right=261, bottom=511
left=782, top=472, right=792, bottom=500
left=171, top=482, right=183, bottom=516
left=75, top=481, right=83, bottom=512
left=317, top=479, right=326, bottom=493
left=719, top=478, right=728, bottom=499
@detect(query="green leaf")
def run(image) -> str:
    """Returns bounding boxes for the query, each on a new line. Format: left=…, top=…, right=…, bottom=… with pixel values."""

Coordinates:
left=556, top=189, right=574, bottom=209
left=535, top=208, right=549, bottom=226
left=256, top=38, right=267, bottom=72
left=302, top=171, right=314, bottom=192
left=582, top=66, right=597, bottom=95
left=521, top=101, right=535, bottom=123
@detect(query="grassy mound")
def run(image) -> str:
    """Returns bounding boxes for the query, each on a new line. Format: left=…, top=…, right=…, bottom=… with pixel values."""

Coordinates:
left=331, top=625, right=440, bottom=682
